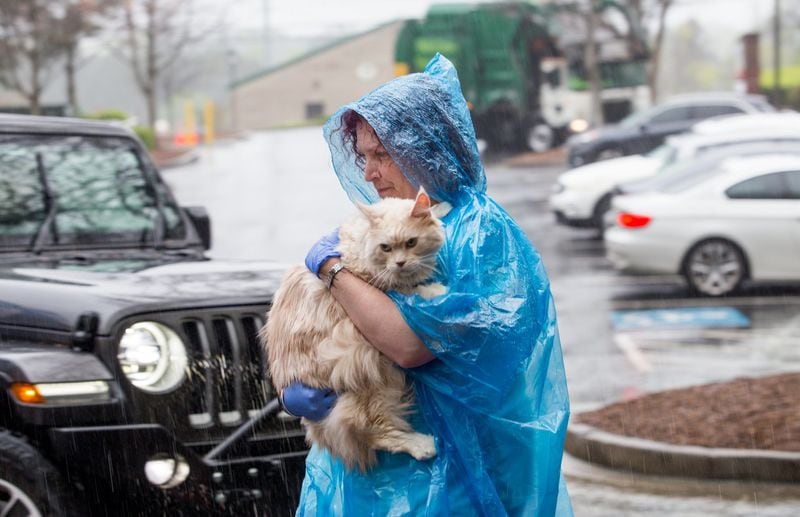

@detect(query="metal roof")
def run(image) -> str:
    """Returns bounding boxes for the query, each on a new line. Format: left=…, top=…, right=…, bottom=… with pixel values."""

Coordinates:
left=231, top=20, right=403, bottom=90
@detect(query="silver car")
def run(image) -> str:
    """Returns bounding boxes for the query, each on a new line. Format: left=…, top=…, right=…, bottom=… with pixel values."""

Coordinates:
left=605, top=153, right=800, bottom=296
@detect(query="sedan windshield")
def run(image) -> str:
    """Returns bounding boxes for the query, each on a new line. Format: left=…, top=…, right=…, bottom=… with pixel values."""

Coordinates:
left=646, top=144, right=677, bottom=166
left=0, top=134, right=186, bottom=250
left=619, top=108, right=653, bottom=128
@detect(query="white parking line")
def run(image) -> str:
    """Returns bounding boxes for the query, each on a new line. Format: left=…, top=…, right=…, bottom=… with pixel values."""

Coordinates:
left=613, top=333, right=653, bottom=373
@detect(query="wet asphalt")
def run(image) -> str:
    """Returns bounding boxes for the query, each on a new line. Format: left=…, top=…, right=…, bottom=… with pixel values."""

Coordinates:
left=165, top=128, right=800, bottom=516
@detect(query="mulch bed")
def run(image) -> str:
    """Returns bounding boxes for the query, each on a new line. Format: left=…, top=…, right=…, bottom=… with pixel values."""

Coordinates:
left=577, top=373, right=800, bottom=451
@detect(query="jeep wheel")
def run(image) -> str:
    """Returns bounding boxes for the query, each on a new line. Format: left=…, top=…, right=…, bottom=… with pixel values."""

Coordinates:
left=0, top=431, right=83, bottom=517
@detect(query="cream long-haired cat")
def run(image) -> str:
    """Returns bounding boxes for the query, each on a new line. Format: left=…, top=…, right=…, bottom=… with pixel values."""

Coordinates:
left=260, top=189, right=447, bottom=471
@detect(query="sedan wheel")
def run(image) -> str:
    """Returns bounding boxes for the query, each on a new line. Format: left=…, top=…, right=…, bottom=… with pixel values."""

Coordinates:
left=596, top=147, right=624, bottom=161
left=684, top=240, right=746, bottom=296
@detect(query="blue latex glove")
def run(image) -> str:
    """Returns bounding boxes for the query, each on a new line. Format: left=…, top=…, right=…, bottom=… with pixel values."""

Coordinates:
left=281, top=381, right=337, bottom=421
left=304, top=228, right=341, bottom=277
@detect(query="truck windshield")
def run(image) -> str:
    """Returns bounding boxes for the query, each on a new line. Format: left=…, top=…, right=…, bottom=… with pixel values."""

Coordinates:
left=568, top=60, right=647, bottom=90
left=0, top=134, right=186, bottom=250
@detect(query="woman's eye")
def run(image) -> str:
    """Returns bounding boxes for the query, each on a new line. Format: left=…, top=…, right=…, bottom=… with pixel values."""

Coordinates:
left=380, top=243, right=392, bottom=252
left=405, top=238, right=418, bottom=248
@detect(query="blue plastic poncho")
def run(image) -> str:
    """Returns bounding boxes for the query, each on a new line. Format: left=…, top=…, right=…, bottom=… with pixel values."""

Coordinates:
left=299, top=54, right=572, bottom=516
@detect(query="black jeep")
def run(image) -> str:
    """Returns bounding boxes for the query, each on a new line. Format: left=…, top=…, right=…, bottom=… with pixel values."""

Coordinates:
left=0, top=114, right=307, bottom=516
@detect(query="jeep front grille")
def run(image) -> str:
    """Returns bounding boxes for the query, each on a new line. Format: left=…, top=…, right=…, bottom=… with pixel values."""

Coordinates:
left=180, top=311, right=273, bottom=429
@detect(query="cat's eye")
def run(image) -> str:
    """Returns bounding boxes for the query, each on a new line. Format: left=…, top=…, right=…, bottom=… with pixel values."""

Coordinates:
left=405, top=238, right=418, bottom=249
left=379, top=243, right=392, bottom=252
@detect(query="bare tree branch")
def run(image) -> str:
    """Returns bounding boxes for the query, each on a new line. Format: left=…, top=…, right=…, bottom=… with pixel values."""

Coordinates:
left=0, top=0, right=66, bottom=113
left=106, top=0, right=222, bottom=135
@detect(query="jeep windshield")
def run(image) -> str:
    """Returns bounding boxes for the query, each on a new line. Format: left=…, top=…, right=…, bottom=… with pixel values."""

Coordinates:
left=0, top=134, right=186, bottom=251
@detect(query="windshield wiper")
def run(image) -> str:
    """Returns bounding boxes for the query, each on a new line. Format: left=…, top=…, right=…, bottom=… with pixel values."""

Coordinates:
left=31, top=152, right=59, bottom=254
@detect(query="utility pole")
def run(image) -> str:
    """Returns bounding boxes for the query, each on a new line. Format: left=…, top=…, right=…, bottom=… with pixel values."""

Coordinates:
left=262, top=0, right=271, bottom=67
left=773, top=0, right=781, bottom=105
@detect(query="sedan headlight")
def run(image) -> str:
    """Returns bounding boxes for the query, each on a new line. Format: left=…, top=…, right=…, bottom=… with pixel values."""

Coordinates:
left=118, top=321, right=188, bottom=393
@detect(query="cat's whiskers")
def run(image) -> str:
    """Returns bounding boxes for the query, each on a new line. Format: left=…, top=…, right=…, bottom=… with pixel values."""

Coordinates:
left=369, top=268, right=393, bottom=289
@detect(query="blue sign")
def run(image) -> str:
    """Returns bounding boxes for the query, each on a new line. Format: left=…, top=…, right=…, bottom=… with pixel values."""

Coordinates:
left=611, top=307, right=750, bottom=330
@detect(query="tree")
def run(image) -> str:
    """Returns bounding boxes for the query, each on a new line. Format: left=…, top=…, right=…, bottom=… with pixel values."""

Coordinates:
left=556, top=0, right=674, bottom=105
left=53, top=0, right=119, bottom=115
left=641, top=0, right=673, bottom=103
left=585, top=0, right=604, bottom=125
left=0, top=1, right=63, bottom=114
left=112, top=0, right=208, bottom=135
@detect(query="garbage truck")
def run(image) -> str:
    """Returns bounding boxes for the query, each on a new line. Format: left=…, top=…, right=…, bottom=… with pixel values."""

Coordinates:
left=394, top=1, right=651, bottom=151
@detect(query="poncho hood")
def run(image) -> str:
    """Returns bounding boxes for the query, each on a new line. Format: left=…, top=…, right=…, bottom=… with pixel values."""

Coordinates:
left=324, top=53, right=486, bottom=206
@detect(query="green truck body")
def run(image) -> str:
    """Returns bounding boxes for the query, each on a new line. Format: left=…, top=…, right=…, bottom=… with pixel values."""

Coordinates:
left=394, top=1, right=650, bottom=151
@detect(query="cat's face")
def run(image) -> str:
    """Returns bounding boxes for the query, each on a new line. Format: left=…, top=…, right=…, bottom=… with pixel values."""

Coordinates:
left=358, top=195, right=444, bottom=290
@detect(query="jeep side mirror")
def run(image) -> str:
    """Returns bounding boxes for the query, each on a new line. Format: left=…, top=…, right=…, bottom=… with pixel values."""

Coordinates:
left=183, top=206, right=211, bottom=250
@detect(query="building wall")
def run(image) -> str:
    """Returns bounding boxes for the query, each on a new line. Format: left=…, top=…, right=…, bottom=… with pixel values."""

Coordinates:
left=232, top=22, right=402, bottom=130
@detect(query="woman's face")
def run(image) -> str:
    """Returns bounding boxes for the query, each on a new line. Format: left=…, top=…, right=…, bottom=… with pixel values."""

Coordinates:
left=356, top=120, right=417, bottom=200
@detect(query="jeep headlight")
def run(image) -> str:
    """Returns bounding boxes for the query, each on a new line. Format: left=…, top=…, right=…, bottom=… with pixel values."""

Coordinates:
left=118, top=322, right=188, bottom=393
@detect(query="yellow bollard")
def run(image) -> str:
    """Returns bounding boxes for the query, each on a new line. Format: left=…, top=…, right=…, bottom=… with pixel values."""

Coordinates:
left=203, top=100, right=215, bottom=145
left=184, top=100, right=198, bottom=146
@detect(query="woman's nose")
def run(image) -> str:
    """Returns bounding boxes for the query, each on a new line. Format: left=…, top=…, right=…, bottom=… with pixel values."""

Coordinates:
left=364, top=159, right=380, bottom=181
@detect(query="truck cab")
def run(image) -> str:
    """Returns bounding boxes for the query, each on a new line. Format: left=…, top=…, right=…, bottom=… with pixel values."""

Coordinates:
left=0, top=114, right=306, bottom=516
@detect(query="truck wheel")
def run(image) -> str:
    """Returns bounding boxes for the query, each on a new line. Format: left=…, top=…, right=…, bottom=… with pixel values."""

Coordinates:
left=0, top=431, right=83, bottom=517
left=526, top=122, right=554, bottom=153
left=484, top=106, right=522, bottom=151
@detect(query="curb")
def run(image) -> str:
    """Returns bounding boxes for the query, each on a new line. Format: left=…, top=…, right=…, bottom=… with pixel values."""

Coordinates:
left=565, top=422, right=800, bottom=484
left=504, top=148, right=567, bottom=168
left=154, top=148, right=200, bottom=170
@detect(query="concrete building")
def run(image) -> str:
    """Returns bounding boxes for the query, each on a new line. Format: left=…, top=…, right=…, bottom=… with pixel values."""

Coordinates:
left=230, top=21, right=403, bottom=131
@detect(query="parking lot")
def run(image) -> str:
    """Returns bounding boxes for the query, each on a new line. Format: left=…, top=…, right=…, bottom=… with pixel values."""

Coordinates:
left=165, top=128, right=800, bottom=515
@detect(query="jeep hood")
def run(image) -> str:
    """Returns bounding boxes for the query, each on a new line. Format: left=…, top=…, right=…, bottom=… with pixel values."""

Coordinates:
left=0, top=259, right=289, bottom=334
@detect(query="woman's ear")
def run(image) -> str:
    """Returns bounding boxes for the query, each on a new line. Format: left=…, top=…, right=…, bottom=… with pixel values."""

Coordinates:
left=411, top=188, right=431, bottom=218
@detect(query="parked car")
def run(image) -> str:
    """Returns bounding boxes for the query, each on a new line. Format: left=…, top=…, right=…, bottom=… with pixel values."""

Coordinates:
left=0, top=114, right=306, bottom=515
left=565, top=92, right=774, bottom=167
left=605, top=153, right=800, bottom=296
left=615, top=141, right=800, bottom=197
left=550, top=112, right=800, bottom=231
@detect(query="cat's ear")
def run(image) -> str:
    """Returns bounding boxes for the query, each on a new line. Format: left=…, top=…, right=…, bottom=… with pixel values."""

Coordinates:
left=357, top=202, right=380, bottom=225
left=411, top=188, right=431, bottom=219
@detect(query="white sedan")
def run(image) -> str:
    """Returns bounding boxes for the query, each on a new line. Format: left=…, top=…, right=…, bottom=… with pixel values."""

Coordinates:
left=605, top=154, right=800, bottom=296
left=550, top=112, right=800, bottom=231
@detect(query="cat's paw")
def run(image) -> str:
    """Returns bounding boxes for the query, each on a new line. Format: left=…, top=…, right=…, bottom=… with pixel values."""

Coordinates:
left=415, top=282, right=447, bottom=300
left=407, top=433, right=437, bottom=461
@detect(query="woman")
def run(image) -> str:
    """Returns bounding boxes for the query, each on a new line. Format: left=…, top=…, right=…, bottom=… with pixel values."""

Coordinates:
left=283, top=54, right=572, bottom=516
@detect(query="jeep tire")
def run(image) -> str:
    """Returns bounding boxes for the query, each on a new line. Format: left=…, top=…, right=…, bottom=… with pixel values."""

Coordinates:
left=0, top=431, right=84, bottom=517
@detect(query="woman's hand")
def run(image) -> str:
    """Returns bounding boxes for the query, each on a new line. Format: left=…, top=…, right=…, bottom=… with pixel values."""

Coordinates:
left=281, top=381, right=338, bottom=421
left=305, top=228, right=341, bottom=277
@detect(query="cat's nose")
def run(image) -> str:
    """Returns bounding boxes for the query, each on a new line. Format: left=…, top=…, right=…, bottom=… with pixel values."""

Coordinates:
left=396, top=261, right=406, bottom=268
